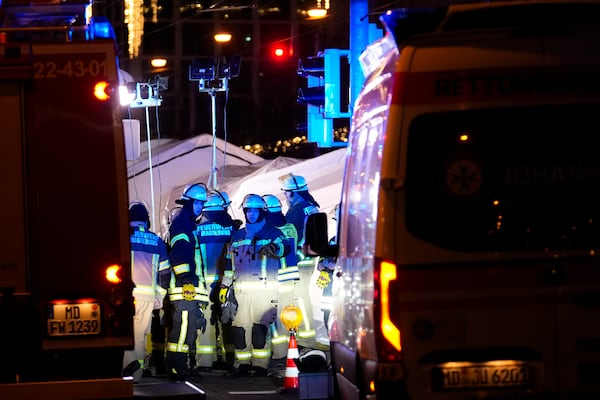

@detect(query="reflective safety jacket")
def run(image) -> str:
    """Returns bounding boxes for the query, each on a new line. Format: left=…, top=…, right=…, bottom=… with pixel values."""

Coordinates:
left=168, top=206, right=208, bottom=303
left=284, top=198, right=319, bottom=248
left=227, top=222, right=288, bottom=289
left=130, top=225, right=170, bottom=304
left=196, top=210, right=237, bottom=287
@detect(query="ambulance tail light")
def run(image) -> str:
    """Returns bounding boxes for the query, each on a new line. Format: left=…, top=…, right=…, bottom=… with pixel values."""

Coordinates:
left=374, top=257, right=402, bottom=361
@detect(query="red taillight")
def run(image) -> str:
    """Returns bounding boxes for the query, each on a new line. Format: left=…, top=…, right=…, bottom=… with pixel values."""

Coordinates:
left=105, top=264, right=123, bottom=283
left=93, top=80, right=111, bottom=101
left=375, top=258, right=402, bottom=360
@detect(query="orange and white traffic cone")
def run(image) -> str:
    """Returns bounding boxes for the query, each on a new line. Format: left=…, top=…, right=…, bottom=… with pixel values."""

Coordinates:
left=281, top=328, right=299, bottom=393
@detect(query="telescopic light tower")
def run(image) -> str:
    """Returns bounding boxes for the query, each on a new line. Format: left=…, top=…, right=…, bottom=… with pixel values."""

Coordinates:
left=189, top=56, right=241, bottom=190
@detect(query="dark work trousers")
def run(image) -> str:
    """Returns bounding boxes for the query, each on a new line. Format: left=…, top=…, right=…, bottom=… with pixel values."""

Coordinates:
left=166, top=299, right=201, bottom=374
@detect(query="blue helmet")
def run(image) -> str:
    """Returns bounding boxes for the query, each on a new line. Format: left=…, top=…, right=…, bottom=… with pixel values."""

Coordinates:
left=281, top=174, right=308, bottom=192
left=204, top=190, right=231, bottom=211
left=262, top=194, right=282, bottom=212
left=176, top=183, right=207, bottom=204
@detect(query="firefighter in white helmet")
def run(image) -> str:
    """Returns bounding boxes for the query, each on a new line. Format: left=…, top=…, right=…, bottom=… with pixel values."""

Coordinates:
left=262, top=194, right=300, bottom=369
left=165, top=183, right=209, bottom=380
left=280, top=174, right=320, bottom=349
left=225, top=194, right=289, bottom=377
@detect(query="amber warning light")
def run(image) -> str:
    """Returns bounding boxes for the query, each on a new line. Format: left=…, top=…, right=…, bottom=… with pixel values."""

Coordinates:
left=105, top=264, right=123, bottom=283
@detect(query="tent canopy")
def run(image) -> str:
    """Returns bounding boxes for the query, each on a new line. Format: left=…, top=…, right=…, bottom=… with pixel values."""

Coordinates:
left=128, top=133, right=346, bottom=239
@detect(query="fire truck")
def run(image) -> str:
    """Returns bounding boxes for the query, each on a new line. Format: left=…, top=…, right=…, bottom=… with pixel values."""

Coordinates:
left=0, top=1, right=135, bottom=397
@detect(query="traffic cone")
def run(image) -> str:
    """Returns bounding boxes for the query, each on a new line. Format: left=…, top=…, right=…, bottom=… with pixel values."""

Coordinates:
left=281, top=328, right=299, bottom=393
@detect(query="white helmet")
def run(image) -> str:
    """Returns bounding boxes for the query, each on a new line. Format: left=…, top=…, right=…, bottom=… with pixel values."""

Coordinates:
left=262, top=194, right=282, bottom=212
left=241, top=194, right=267, bottom=210
left=281, top=174, right=308, bottom=192
left=176, top=183, right=207, bottom=204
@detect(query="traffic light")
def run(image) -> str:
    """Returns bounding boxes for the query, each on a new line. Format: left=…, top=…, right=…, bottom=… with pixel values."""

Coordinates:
left=270, top=41, right=291, bottom=61
left=297, top=49, right=350, bottom=147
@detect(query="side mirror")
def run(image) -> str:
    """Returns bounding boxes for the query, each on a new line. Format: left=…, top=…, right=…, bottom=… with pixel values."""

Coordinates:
left=303, top=212, right=338, bottom=258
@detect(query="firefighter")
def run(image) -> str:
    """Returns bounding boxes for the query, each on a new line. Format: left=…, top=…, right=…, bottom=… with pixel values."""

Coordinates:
left=262, top=194, right=300, bottom=368
left=280, top=174, right=320, bottom=349
left=122, top=202, right=170, bottom=382
left=280, top=174, right=320, bottom=245
left=194, top=190, right=240, bottom=372
left=165, top=183, right=209, bottom=380
left=225, top=194, right=289, bottom=377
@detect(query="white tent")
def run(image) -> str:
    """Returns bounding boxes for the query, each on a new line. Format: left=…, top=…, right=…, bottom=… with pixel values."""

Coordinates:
left=127, top=134, right=264, bottom=237
left=128, top=132, right=348, bottom=239
left=161, top=146, right=348, bottom=239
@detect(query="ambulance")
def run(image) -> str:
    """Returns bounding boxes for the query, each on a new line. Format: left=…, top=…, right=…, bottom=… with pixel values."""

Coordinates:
left=304, top=1, right=600, bottom=399
left=0, top=1, right=134, bottom=397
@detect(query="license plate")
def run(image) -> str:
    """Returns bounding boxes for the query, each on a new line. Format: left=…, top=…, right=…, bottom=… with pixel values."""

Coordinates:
left=433, top=363, right=531, bottom=390
left=47, top=302, right=101, bottom=336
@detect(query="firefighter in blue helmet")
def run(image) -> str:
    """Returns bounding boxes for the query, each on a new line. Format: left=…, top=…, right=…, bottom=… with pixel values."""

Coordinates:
left=165, top=183, right=209, bottom=380
left=280, top=174, right=320, bottom=349
left=280, top=174, right=320, bottom=246
left=262, top=194, right=300, bottom=367
left=122, top=202, right=170, bottom=382
left=225, top=194, right=289, bottom=377
left=194, top=190, right=240, bottom=372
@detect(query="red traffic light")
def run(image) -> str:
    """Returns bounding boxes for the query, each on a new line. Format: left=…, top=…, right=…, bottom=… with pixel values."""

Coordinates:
left=274, top=47, right=285, bottom=57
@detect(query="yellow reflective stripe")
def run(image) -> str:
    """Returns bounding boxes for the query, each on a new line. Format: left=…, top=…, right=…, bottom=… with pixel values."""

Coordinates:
left=297, top=297, right=311, bottom=329
left=170, top=233, right=189, bottom=247
left=197, top=345, right=216, bottom=354
left=298, top=330, right=316, bottom=338
left=167, top=342, right=189, bottom=353
left=261, top=255, right=267, bottom=280
left=204, top=274, right=219, bottom=283
left=169, top=293, right=208, bottom=302
left=179, top=310, right=189, bottom=348
left=200, top=243, right=208, bottom=279
left=252, top=348, right=271, bottom=359
left=158, top=259, right=170, bottom=272
left=235, top=350, right=252, bottom=361
left=278, top=266, right=300, bottom=282
left=271, top=336, right=288, bottom=345
left=133, top=286, right=155, bottom=296
left=173, top=263, right=190, bottom=274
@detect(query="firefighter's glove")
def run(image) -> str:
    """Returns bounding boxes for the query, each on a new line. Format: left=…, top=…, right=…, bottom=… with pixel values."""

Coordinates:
left=259, top=243, right=279, bottom=258
left=197, top=305, right=207, bottom=334
left=220, top=287, right=238, bottom=324
left=316, top=270, right=331, bottom=289
left=219, top=286, right=230, bottom=304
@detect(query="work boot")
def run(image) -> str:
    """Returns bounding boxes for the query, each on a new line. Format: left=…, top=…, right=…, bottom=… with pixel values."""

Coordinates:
left=122, top=360, right=141, bottom=377
left=152, top=350, right=166, bottom=376
left=166, top=352, right=190, bottom=381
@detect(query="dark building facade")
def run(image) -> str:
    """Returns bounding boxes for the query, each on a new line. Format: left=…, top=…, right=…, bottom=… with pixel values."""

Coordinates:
left=97, top=1, right=350, bottom=146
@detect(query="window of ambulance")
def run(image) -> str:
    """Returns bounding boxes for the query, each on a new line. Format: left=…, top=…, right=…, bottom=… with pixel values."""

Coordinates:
left=404, top=104, right=600, bottom=252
